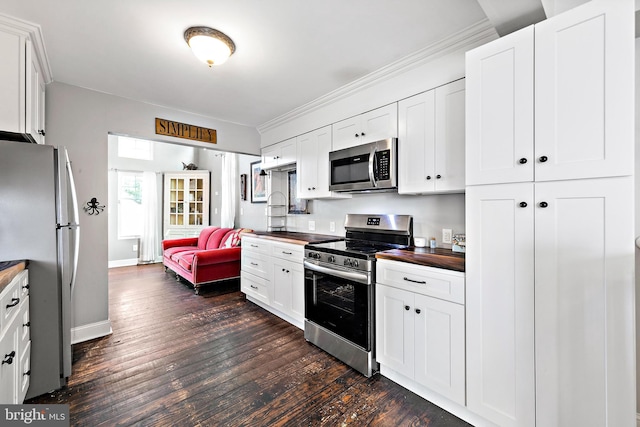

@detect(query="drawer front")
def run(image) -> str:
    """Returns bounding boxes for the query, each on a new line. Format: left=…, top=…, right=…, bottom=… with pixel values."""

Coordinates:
left=271, top=242, right=304, bottom=262
left=242, top=236, right=271, bottom=255
left=241, top=271, right=270, bottom=306
left=241, top=251, right=272, bottom=279
left=377, top=259, right=465, bottom=304
left=0, top=271, right=25, bottom=337
left=18, top=297, right=29, bottom=352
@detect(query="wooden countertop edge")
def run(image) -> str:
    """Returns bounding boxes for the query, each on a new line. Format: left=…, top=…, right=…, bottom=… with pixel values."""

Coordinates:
left=243, top=232, right=342, bottom=245
left=0, top=261, right=26, bottom=293
left=376, top=249, right=465, bottom=273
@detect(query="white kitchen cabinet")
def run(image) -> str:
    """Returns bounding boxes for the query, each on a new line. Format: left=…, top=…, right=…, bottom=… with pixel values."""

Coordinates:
left=466, top=176, right=634, bottom=427
left=466, top=1, right=632, bottom=186
left=163, top=171, right=210, bottom=239
left=0, top=17, right=48, bottom=143
left=465, top=183, right=535, bottom=427
left=376, top=259, right=465, bottom=405
left=296, top=125, right=350, bottom=200
left=332, top=103, right=397, bottom=151
left=398, top=79, right=465, bottom=194
left=261, top=138, right=297, bottom=170
left=240, top=236, right=305, bottom=329
left=0, top=269, right=30, bottom=404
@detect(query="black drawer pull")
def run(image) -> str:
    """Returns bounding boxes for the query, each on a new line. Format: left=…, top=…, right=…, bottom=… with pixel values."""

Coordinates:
left=539, top=155, right=548, bottom=163
left=22, top=284, right=29, bottom=290
left=23, top=322, right=30, bottom=328
left=250, top=285, right=258, bottom=290
left=6, top=298, right=19, bottom=309
left=519, top=202, right=528, bottom=208
left=282, top=251, right=292, bottom=255
left=403, top=277, right=426, bottom=285
left=23, top=370, right=30, bottom=376
left=519, top=158, right=527, bottom=164
left=539, top=201, right=549, bottom=208
left=2, top=351, right=15, bottom=365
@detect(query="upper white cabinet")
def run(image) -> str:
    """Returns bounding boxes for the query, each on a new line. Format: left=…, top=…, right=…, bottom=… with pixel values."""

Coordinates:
left=466, top=0, right=632, bottom=185
left=261, top=137, right=297, bottom=170
left=296, top=125, right=350, bottom=200
left=332, top=103, right=397, bottom=151
left=0, top=16, right=48, bottom=143
left=398, top=79, right=465, bottom=194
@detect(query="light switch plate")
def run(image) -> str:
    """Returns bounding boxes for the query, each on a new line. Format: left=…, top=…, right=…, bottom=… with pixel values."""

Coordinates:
left=309, top=220, right=316, bottom=231
left=442, top=228, right=452, bottom=244
left=329, top=221, right=335, bottom=232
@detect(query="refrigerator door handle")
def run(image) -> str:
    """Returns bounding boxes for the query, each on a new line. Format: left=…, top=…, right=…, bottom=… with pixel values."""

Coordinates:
left=65, top=150, right=80, bottom=295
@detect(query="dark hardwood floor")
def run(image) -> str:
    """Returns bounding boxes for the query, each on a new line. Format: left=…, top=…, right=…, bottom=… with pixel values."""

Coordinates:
left=27, top=264, right=471, bottom=426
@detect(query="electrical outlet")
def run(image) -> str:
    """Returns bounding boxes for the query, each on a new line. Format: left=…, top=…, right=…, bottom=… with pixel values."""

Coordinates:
left=329, top=221, right=335, bottom=232
left=214, top=208, right=218, bottom=214
left=308, top=220, right=316, bottom=231
left=442, top=228, right=452, bottom=244
left=132, top=244, right=138, bottom=252
left=240, top=208, right=244, bottom=215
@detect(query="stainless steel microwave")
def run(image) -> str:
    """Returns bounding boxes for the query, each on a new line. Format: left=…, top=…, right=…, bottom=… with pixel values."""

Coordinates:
left=329, top=138, right=397, bottom=192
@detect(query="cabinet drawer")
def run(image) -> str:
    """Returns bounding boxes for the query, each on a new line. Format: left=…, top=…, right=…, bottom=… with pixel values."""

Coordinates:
left=241, top=271, right=270, bottom=306
left=0, top=270, right=26, bottom=336
left=241, top=251, right=272, bottom=279
left=376, top=259, right=465, bottom=304
left=271, top=242, right=304, bottom=262
left=242, top=236, right=271, bottom=255
left=18, top=297, right=29, bottom=352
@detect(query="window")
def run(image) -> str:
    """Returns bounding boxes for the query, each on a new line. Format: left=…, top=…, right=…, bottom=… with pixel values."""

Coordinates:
left=118, top=171, right=144, bottom=238
left=118, top=136, right=153, bottom=160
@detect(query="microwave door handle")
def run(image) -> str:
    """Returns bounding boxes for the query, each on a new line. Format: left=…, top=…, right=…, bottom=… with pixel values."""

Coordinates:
left=368, top=147, right=378, bottom=187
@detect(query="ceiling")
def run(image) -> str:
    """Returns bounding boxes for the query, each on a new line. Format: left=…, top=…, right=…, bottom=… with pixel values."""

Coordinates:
left=0, top=1, right=548, bottom=129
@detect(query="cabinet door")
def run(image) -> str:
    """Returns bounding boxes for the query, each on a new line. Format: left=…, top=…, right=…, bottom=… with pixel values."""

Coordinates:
left=434, top=79, right=465, bottom=192
left=26, top=40, right=45, bottom=144
left=360, top=103, right=397, bottom=144
left=397, top=90, right=435, bottom=194
left=332, top=116, right=361, bottom=151
left=0, top=26, right=27, bottom=134
left=534, top=1, right=633, bottom=182
left=375, top=284, right=414, bottom=379
left=465, top=183, right=535, bottom=427
left=278, top=138, right=297, bottom=166
left=289, top=266, right=305, bottom=323
left=272, top=260, right=292, bottom=314
left=297, top=125, right=348, bottom=199
left=413, top=294, right=465, bottom=405
left=465, top=25, right=534, bottom=186
left=0, top=327, right=17, bottom=403
left=261, top=144, right=280, bottom=170
left=534, top=177, right=634, bottom=427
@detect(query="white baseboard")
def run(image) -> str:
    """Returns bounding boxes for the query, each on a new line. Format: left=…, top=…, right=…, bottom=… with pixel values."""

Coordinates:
left=108, top=258, right=139, bottom=268
left=636, top=412, right=640, bottom=427
left=71, top=319, right=112, bottom=344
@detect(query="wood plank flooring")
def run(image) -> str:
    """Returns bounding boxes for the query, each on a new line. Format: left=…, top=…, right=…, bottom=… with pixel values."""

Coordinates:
left=26, top=264, right=471, bottom=426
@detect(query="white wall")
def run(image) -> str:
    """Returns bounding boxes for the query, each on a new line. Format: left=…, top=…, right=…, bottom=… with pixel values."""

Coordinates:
left=46, top=82, right=261, bottom=342
left=635, top=37, right=640, bottom=418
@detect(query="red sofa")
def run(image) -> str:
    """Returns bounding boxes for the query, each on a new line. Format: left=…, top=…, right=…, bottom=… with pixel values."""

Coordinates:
left=162, top=226, right=252, bottom=294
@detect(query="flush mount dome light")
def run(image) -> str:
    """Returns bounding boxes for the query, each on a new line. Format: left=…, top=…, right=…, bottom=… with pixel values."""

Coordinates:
left=184, top=26, right=236, bottom=67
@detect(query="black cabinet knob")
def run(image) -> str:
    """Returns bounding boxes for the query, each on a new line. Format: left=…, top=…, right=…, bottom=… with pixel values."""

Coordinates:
left=361, top=132, right=365, bottom=136
left=355, top=133, right=359, bottom=137
left=426, top=176, right=431, bottom=180
left=404, top=305, right=410, bottom=311
left=539, top=201, right=549, bottom=208
left=2, top=351, right=15, bottom=365
left=519, top=158, right=527, bottom=164
left=539, top=156, right=548, bottom=163
left=436, top=175, right=441, bottom=179
left=519, top=202, right=528, bottom=208
left=38, top=130, right=45, bottom=136
left=415, top=309, right=421, bottom=314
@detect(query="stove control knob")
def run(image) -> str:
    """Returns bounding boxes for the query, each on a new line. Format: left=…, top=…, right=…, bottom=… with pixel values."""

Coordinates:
left=353, top=259, right=359, bottom=267
left=344, top=259, right=351, bottom=267
left=328, top=255, right=336, bottom=263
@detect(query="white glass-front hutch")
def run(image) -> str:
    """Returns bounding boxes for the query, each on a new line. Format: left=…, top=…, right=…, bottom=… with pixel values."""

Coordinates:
left=163, top=171, right=210, bottom=238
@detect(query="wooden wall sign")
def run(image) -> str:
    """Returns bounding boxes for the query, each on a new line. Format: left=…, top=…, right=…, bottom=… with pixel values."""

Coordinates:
left=155, top=118, right=217, bottom=144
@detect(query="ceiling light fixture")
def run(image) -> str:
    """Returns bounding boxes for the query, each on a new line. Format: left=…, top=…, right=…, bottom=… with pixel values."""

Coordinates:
left=184, top=26, right=236, bottom=67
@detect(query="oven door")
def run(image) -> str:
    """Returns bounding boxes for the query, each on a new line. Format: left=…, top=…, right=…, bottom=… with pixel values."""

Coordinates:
left=304, top=262, right=372, bottom=350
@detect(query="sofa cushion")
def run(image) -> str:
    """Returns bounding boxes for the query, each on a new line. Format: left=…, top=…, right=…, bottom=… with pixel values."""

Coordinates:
left=170, top=249, right=199, bottom=263
left=197, top=226, right=219, bottom=249
left=205, top=228, right=233, bottom=250
left=220, top=228, right=252, bottom=248
left=164, top=246, right=199, bottom=260
left=177, top=253, right=195, bottom=271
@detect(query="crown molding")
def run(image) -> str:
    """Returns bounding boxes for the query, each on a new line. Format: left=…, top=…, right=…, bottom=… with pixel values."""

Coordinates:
left=0, top=13, right=53, bottom=83
left=257, top=19, right=497, bottom=135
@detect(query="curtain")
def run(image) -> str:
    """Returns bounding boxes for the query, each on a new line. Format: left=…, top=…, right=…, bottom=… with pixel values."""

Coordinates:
left=221, top=153, right=237, bottom=228
left=139, top=171, right=160, bottom=263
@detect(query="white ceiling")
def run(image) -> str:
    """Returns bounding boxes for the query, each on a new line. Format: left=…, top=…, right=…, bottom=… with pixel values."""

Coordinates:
left=0, top=1, right=543, bottom=129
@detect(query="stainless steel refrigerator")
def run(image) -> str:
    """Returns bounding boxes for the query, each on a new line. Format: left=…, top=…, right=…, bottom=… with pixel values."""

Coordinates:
left=0, top=140, right=80, bottom=399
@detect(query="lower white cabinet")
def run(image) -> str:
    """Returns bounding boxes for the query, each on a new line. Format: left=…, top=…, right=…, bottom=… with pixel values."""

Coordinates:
left=376, top=259, right=465, bottom=405
left=466, top=176, right=635, bottom=427
left=0, top=269, right=30, bottom=404
left=241, top=236, right=305, bottom=329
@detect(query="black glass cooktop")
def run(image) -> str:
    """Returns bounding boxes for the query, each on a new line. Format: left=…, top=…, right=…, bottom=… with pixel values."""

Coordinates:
left=306, top=239, right=407, bottom=258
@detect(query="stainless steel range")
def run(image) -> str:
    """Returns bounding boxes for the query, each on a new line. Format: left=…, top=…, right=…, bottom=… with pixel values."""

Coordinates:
left=303, top=214, right=413, bottom=377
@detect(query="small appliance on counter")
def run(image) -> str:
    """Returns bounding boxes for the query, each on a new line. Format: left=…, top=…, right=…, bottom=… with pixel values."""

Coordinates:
left=452, top=234, right=466, bottom=253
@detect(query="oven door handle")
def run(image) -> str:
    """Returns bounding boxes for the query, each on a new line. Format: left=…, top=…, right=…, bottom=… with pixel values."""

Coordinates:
left=304, top=260, right=370, bottom=285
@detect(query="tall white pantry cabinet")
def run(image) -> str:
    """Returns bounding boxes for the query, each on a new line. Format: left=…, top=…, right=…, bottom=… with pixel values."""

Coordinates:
left=465, top=2, right=635, bottom=427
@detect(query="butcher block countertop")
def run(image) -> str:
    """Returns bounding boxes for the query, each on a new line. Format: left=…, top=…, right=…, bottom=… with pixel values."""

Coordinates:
left=376, top=247, right=465, bottom=273
left=246, top=231, right=343, bottom=245
left=0, top=260, right=27, bottom=293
